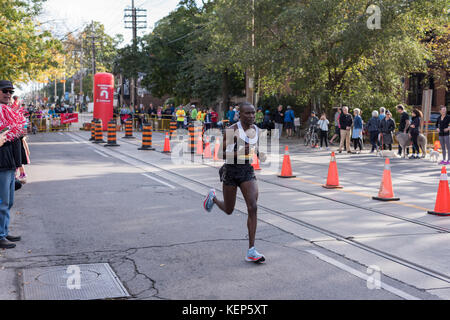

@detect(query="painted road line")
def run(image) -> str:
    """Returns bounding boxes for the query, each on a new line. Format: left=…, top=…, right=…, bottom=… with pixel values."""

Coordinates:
left=92, top=149, right=110, bottom=158
left=142, top=173, right=176, bottom=190
left=307, top=250, right=421, bottom=300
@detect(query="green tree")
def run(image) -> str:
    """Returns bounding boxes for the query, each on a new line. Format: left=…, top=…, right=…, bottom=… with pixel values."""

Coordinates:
left=205, top=0, right=448, bottom=112
left=0, top=0, right=62, bottom=83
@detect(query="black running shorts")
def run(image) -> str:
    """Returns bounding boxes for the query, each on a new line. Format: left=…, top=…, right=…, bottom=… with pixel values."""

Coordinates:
left=219, top=164, right=256, bottom=187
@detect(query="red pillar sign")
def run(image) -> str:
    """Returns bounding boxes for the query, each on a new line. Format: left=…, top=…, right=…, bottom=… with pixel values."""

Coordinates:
left=94, top=73, right=114, bottom=130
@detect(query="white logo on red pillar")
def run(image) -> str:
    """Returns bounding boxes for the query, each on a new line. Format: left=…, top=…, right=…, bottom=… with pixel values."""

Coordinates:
left=96, top=84, right=112, bottom=103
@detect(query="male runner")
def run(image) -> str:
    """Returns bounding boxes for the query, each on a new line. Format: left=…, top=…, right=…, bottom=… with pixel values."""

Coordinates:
left=203, top=102, right=266, bottom=263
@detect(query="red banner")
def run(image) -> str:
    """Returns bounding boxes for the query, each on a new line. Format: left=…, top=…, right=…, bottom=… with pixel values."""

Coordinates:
left=60, top=113, right=79, bottom=124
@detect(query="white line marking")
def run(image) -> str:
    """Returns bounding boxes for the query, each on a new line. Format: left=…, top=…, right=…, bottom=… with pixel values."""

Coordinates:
left=306, top=250, right=421, bottom=300
left=142, top=173, right=176, bottom=189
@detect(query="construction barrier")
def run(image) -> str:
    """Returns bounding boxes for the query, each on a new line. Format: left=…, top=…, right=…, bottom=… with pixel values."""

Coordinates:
left=373, top=158, right=400, bottom=201
left=170, top=121, right=177, bottom=140
left=162, top=132, right=171, bottom=154
left=251, top=152, right=261, bottom=171
left=187, top=123, right=195, bottom=154
left=428, top=167, right=450, bottom=216
left=90, top=119, right=96, bottom=141
left=213, top=138, right=221, bottom=162
left=323, top=152, right=342, bottom=189
left=203, top=136, right=212, bottom=159
left=123, top=119, right=135, bottom=139
left=105, top=120, right=120, bottom=147
left=93, top=119, right=105, bottom=144
left=278, top=146, right=296, bottom=178
left=139, top=124, right=155, bottom=151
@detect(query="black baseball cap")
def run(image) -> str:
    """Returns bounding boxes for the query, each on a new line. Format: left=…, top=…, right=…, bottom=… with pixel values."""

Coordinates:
left=0, top=80, right=14, bottom=90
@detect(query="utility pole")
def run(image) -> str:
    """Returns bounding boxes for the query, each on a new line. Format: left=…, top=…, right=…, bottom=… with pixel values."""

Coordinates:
left=125, top=0, right=147, bottom=108
left=246, top=0, right=255, bottom=105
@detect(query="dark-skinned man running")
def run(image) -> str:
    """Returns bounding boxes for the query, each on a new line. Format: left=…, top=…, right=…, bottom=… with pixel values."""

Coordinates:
left=203, top=102, right=266, bottom=263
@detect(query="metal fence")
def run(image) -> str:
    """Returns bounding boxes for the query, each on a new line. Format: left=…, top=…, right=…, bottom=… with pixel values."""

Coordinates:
left=28, top=113, right=93, bottom=133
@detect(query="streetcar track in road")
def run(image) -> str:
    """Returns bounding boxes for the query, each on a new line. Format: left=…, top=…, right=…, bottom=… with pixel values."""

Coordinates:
left=111, top=133, right=448, bottom=234
left=68, top=132, right=450, bottom=286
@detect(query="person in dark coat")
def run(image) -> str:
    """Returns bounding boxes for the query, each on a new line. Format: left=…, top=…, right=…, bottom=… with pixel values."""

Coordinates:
left=367, top=110, right=381, bottom=153
left=379, top=110, right=396, bottom=151
left=409, top=109, right=423, bottom=159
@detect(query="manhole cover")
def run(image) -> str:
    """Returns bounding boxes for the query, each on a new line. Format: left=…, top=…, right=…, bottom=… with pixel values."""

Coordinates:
left=21, top=263, right=130, bottom=300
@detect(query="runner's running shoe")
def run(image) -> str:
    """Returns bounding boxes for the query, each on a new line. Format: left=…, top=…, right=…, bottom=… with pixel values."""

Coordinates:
left=203, top=189, right=216, bottom=212
left=245, top=247, right=265, bottom=263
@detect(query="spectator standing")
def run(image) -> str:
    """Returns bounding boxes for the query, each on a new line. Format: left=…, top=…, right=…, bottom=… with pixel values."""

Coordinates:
left=255, top=108, right=264, bottom=128
left=436, top=106, right=450, bottom=165
left=379, top=110, right=396, bottom=151
left=59, top=103, right=67, bottom=114
left=263, top=110, right=272, bottom=130
left=176, top=105, right=186, bottom=129
left=397, top=105, right=411, bottom=157
left=190, top=105, right=198, bottom=123
left=0, top=80, right=26, bottom=249
left=120, top=105, right=132, bottom=131
left=273, top=105, right=284, bottom=139
left=379, top=107, right=386, bottom=121
left=227, top=106, right=235, bottom=125
left=211, top=108, right=219, bottom=128
left=409, top=109, right=422, bottom=159
left=338, top=106, right=353, bottom=154
left=329, top=107, right=341, bottom=145
left=284, top=106, right=295, bottom=139
left=205, top=109, right=213, bottom=131
left=367, top=110, right=381, bottom=153
left=157, top=106, right=162, bottom=119
left=317, top=113, right=330, bottom=150
left=352, top=108, right=363, bottom=153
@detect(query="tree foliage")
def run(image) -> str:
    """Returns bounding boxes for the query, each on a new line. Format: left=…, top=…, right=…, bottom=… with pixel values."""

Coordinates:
left=0, top=0, right=62, bottom=83
left=204, top=0, right=448, bottom=112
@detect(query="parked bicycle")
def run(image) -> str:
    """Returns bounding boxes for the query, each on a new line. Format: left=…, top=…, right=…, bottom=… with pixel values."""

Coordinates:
left=304, top=125, right=319, bottom=147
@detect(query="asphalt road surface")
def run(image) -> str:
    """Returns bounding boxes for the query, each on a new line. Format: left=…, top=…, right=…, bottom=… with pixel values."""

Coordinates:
left=1, top=130, right=448, bottom=300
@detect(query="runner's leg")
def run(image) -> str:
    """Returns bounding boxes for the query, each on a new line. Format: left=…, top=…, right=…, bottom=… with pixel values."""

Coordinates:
left=239, top=180, right=259, bottom=249
left=213, top=184, right=238, bottom=215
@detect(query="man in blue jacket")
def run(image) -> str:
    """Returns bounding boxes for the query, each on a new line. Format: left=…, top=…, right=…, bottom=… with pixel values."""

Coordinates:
left=284, top=106, right=295, bottom=139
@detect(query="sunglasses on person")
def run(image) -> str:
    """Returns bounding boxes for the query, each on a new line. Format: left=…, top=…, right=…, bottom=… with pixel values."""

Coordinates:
left=1, top=89, right=14, bottom=94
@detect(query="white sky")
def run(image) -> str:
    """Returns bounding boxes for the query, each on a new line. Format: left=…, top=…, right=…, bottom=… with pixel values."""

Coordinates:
left=18, top=0, right=202, bottom=95
left=40, top=0, right=203, bottom=44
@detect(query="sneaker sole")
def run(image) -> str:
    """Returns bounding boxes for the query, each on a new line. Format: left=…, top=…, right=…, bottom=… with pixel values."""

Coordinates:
left=245, top=256, right=266, bottom=263
left=203, top=193, right=215, bottom=212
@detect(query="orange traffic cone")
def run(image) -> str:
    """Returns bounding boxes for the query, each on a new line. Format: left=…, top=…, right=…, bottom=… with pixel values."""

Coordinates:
left=196, top=134, right=203, bottom=155
left=213, top=138, right=221, bottom=162
left=323, top=152, right=343, bottom=189
left=252, top=152, right=261, bottom=171
left=372, top=158, right=400, bottom=201
left=428, top=167, right=450, bottom=216
left=162, top=132, right=171, bottom=154
left=203, top=136, right=212, bottom=159
left=278, top=146, right=296, bottom=178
